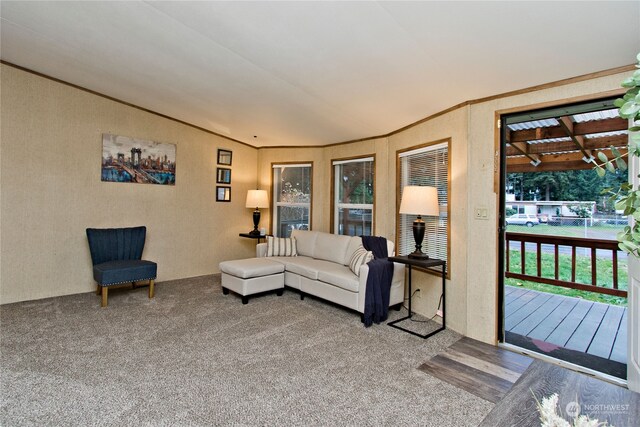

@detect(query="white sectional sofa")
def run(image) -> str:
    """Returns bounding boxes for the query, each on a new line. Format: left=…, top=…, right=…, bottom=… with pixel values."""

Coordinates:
left=255, top=230, right=405, bottom=314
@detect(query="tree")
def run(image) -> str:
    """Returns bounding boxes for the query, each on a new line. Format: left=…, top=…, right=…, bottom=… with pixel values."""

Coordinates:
left=592, top=52, right=640, bottom=256
left=506, top=170, right=624, bottom=211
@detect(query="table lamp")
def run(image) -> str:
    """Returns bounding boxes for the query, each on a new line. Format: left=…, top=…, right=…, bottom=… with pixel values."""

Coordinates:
left=246, top=190, right=269, bottom=236
left=399, top=186, right=440, bottom=259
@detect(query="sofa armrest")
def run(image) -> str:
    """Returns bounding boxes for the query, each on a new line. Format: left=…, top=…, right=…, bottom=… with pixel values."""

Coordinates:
left=391, top=262, right=405, bottom=288
left=357, top=261, right=405, bottom=313
left=256, top=243, right=267, bottom=258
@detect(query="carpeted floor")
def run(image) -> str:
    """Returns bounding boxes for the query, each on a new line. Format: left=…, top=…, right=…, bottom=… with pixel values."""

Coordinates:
left=1, top=275, right=493, bottom=426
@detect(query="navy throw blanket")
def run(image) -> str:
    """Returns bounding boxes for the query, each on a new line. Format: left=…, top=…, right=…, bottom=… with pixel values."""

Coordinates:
left=361, top=236, right=394, bottom=327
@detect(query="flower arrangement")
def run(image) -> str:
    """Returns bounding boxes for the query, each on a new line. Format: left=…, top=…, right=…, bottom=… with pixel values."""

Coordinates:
left=535, top=393, right=612, bottom=427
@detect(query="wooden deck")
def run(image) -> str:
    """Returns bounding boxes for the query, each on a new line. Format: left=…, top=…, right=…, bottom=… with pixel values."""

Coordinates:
left=505, top=285, right=627, bottom=364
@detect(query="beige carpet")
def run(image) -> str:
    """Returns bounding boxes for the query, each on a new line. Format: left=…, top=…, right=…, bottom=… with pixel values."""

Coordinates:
left=1, top=275, right=493, bottom=426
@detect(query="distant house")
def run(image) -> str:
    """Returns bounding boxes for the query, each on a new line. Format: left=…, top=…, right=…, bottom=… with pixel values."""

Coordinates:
left=506, top=196, right=595, bottom=219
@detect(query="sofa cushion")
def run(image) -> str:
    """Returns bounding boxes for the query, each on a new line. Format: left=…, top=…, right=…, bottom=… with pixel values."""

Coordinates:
left=344, top=236, right=363, bottom=265
left=291, top=230, right=318, bottom=257
left=314, top=233, right=352, bottom=264
left=219, top=258, right=284, bottom=279
left=266, top=236, right=297, bottom=257
left=271, top=256, right=336, bottom=281
left=348, top=245, right=373, bottom=276
left=317, top=264, right=359, bottom=292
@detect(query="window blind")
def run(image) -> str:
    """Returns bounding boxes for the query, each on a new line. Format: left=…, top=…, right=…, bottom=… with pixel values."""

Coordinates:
left=398, top=143, right=448, bottom=268
left=333, top=157, right=374, bottom=235
left=272, top=163, right=312, bottom=169
left=272, top=164, right=312, bottom=237
left=332, top=157, right=374, bottom=166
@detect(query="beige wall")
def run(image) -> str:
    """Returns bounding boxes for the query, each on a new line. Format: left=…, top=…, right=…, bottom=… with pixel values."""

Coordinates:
left=387, top=107, right=470, bottom=335
left=0, top=65, right=258, bottom=304
left=257, top=110, right=471, bottom=333
left=465, top=74, right=627, bottom=343
left=256, top=147, right=325, bottom=233
left=256, top=73, right=628, bottom=342
left=1, top=63, right=628, bottom=344
left=322, top=138, right=387, bottom=235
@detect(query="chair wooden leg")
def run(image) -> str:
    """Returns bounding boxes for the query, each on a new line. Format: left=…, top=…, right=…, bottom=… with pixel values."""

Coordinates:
left=101, top=286, right=108, bottom=308
left=149, top=279, right=155, bottom=299
left=96, top=284, right=101, bottom=295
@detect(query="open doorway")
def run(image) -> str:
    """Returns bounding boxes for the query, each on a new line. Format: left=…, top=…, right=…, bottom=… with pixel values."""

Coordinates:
left=499, top=98, right=629, bottom=379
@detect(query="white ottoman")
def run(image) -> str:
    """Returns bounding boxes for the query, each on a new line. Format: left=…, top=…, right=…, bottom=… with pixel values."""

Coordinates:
left=219, top=258, right=285, bottom=304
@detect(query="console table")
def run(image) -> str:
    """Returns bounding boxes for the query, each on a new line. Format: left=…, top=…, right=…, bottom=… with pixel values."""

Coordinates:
left=239, top=233, right=269, bottom=244
left=387, top=255, right=446, bottom=339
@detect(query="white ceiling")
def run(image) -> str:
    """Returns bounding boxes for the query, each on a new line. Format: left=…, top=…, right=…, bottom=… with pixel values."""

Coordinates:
left=1, top=1, right=639, bottom=147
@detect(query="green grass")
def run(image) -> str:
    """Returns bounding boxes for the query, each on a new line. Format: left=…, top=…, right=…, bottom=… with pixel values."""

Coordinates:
left=506, top=249, right=628, bottom=307
left=506, top=224, right=624, bottom=240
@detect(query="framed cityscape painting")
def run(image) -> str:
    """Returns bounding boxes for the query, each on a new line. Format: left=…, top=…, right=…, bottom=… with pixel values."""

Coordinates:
left=101, top=134, right=176, bottom=185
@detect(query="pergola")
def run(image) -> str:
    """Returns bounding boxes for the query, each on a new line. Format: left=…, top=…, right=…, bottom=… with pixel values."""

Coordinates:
left=506, top=108, right=628, bottom=173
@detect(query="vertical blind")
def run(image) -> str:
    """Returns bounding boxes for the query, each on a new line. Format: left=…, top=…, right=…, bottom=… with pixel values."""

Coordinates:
left=398, top=142, right=448, bottom=268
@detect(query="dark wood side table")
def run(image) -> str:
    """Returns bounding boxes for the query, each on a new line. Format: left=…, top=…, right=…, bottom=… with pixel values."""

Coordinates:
left=239, top=233, right=269, bottom=244
left=387, top=255, right=446, bottom=339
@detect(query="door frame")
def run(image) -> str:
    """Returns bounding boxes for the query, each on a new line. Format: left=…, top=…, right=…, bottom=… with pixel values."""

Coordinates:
left=627, top=127, right=639, bottom=392
left=494, top=89, right=625, bottom=343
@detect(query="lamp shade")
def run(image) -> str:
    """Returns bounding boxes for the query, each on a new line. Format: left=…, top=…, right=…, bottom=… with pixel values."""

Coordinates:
left=245, top=190, right=269, bottom=209
left=399, top=186, right=439, bottom=216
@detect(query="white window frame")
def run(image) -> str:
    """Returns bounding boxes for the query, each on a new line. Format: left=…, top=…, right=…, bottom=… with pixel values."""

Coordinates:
left=332, top=157, right=375, bottom=236
left=272, top=163, right=312, bottom=237
left=397, top=141, right=449, bottom=274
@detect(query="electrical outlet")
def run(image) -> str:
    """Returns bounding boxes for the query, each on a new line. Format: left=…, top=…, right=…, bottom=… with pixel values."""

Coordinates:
left=414, top=288, right=421, bottom=298
left=436, top=309, right=443, bottom=317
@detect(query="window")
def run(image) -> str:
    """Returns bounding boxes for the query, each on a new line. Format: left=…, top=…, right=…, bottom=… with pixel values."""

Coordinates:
left=397, top=141, right=449, bottom=269
left=332, top=157, right=374, bottom=236
left=272, top=163, right=312, bottom=237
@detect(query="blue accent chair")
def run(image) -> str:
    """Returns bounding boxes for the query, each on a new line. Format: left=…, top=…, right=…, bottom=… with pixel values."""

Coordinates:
left=86, top=226, right=157, bottom=307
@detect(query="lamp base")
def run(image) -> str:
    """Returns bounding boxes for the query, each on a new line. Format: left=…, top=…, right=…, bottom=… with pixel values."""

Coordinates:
left=408, top=217, right=429, bottom=259
left=249, top=208, right=261, bottom=236
left=408, top=251, right=430, bottom=260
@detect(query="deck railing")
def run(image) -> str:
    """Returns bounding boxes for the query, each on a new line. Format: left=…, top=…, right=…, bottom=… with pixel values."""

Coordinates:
left=505, top=232, right=627, bottom=298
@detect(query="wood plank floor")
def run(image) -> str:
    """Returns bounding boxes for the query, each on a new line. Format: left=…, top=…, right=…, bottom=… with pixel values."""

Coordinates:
left=479, top=360, right=640, bottom=427
left=505, top=286, right=627, bottom=364
left=418, top=337, right=533, bottom=403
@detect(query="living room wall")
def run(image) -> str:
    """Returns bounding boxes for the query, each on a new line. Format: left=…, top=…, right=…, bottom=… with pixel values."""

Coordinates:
left=0, top=64, right=258, bottom=304
left=255, top=69, right=629, bottom=342
left=257, top=111, right=471, bottom=334
left=465, top=72, right=628, bottom=343
left=386, top=107, right=470, bottom=336
left=1, top=62, right=630, bottom=344
left=256, top=146, right=325, bottom=232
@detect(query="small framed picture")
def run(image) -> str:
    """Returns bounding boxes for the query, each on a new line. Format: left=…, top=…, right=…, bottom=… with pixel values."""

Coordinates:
left=216, top=167, right=231, bottom=184
left=217, top=149, right=232, bottom=166
left=216, top=186, right=231, bottom=202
